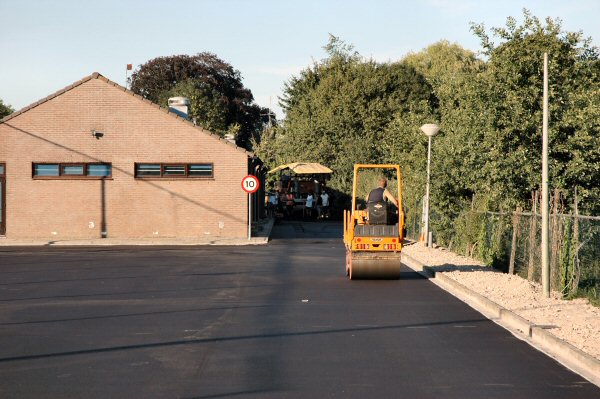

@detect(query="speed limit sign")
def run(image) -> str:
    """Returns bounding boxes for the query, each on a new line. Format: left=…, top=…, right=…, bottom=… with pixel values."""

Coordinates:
left=241, top=175, right=260, bottom=193
left=242, top=175, right=260, bottom=240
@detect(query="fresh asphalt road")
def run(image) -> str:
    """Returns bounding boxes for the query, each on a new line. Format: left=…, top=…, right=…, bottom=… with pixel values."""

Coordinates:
left=0, top=221, right=598, bottom=398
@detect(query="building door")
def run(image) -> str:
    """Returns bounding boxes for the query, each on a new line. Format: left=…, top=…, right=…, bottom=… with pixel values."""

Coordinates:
left=0, top=163, right=5, bottom=235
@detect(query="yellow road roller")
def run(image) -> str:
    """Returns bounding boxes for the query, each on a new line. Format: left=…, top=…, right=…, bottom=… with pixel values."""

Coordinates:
left=343, top=164, right=404, bottom=279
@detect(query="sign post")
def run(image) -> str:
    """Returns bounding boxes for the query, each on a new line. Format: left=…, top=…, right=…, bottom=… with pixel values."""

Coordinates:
left=241, top=175, right=260, bottom=240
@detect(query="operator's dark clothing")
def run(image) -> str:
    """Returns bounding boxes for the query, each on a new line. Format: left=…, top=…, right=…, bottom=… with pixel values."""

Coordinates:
left=367, top=187, right=385, bottom=203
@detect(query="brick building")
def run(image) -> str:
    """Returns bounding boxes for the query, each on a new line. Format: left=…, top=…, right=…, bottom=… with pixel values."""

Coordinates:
left=0, top=72, right=264, bottom=240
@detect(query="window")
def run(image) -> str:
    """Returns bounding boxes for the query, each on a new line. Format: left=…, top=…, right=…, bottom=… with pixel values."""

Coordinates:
left=135, top=163, right=213, bottom=178
left=34, top=164, right=59, bottom=177
left=136, top=164, right=161, bottom=177
left=33, top=163, right=112, bottom=179
left=189, top=164, right=213, bottom=177
left=163, top=165, right=186, bottom=176
left=61, top=164, right=84, bottom=176
left=87, top=164, right=112, bottom=177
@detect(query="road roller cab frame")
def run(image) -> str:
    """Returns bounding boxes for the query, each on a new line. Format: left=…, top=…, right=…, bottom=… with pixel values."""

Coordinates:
left=343, top=164, right=404, bottom=279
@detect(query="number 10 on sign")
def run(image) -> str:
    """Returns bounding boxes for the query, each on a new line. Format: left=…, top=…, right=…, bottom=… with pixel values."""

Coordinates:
left=241, top=175, right=260, bottom=193
left=242, top=175, right=260, bottom=240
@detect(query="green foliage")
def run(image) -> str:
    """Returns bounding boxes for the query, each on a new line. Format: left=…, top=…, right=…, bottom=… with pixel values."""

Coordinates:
left=428, top=11, right=600, bottom=251
left=158, top=79, right=229, bottom=134
left=274, top=35, right=435, bottom=197
left=130, top=53, right=270, bottom=149
left=0, top=99, right=13, bottom=119
left=452, top=208, right=484, bottom=256
left=467, top=10, right=600, bottom=214
left=479, top=215, right=511, bottom=269
left=560, top=217, right=573, bottom=295
left=259, top=12, right=599, bottom=285
left=400, top=41, right=487, bottom=242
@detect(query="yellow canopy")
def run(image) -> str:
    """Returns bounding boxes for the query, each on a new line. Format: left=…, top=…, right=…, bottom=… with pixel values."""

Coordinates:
left=269, top=162, right=333, bottom=175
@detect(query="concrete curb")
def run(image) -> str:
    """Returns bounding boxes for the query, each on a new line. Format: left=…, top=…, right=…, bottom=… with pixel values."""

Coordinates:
left=0, top=217, right=275, bottom=247
left=402, top=252, right=600, bottom=386
left=531, top=326, right=600, bottom=383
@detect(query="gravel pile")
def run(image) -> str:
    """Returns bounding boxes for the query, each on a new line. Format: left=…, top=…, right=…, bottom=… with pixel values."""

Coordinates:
left=403, top=241, right=600, bottom=360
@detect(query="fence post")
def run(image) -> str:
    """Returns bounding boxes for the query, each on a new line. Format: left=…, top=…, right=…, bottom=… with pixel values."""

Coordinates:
left=509, top=207, right=521, bottom=275
left=527, top=191, right=538, bottom=281
left=550, top=189, right=564, bottom=291
left=572, top=188, right=580, bottom=293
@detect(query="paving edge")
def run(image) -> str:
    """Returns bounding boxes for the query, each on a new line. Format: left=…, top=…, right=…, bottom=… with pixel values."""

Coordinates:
left=402, top=252, right=600, bottom=387
left=0, top=218, right=275, bottom=247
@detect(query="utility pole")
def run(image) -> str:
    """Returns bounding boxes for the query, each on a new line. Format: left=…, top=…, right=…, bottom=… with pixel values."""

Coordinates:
left=542, top=53, right=550, bottom=298
left=268, top=96, right=272, bottom=130
left=261, top=96, right=274, bottom=130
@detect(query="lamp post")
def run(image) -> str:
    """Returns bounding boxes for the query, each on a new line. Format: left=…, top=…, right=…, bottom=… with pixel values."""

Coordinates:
left=421, top=123, right=440, bottom=247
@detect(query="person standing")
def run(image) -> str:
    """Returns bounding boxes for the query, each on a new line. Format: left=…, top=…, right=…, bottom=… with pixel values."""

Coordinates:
left=305, top=191, right=314, bottom=219
left=267, top=192, right=278, bottom=217
left=285, top=191, right=294, bottom=219
left=319, top=190, right=330, bottom=219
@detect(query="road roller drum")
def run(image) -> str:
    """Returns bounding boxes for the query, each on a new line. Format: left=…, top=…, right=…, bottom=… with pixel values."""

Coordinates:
left=346, top=251, right=402, bottom=280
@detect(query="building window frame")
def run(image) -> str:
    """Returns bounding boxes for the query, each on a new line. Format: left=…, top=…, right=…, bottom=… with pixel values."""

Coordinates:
left=61, top=164, right=85, bottom=176
left=32, top=162, right=112, bottom=179
left=134, top=163, right=214, bottom=179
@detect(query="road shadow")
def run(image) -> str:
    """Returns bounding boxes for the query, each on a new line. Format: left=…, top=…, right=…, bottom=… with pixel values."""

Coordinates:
left=0, top=317, right=489, bottom=364
left=269, top=220, right=342, bottom=242
left=426, top=263, right=499, bottom=274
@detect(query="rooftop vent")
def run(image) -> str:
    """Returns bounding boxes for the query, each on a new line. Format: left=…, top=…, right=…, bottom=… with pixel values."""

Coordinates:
left=168, top=97, right=190, bottom=119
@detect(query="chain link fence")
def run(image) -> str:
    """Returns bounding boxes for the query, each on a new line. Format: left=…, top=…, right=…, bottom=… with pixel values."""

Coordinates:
left=405, top=197, right=423, bottom=241
left=507, top=211, right=599, bottom=302
left=429, top=208, right=600, bottom=303
left=404, top=191, right=600, bottom=303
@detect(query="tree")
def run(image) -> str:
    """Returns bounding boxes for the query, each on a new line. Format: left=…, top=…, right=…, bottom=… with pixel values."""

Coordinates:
left=393, top=12, right=600, bottom=248
left=470, top=10, right=600, bottom=212
left=130, top=53, right=269, bottom=149
left=273, top=35, right=435, bottom=194
left=403, top=40, right=483, bottom=106
left=399, top=42, right=485, bottom=238
left=561, top=64, right=600, bottom=212
left=0, top=99, right=13, bottom=119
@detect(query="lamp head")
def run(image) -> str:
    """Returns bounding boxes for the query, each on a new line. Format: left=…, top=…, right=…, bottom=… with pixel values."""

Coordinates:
left=420, top=124, right=440, bottom=137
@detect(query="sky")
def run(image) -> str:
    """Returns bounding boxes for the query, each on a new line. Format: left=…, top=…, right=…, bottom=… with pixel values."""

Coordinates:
left=1, top=0, right=599, bottom=119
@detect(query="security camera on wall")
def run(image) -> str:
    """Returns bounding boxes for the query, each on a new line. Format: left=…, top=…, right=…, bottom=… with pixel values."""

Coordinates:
left=91, top=130, right=104, bottom=139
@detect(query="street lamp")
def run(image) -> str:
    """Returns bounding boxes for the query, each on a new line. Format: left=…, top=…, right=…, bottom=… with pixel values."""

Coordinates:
left=421, top=123, right=440, bottom=247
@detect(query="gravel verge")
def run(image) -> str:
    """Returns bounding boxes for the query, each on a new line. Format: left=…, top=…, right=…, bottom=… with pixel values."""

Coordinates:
left=402, top=241, right=600, bottom=361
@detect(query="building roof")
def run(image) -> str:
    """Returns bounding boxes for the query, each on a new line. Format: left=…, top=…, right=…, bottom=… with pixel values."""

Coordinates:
left=269, top=162, right=333, bottom=175
left=0, top=72, right=254, bottom=157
